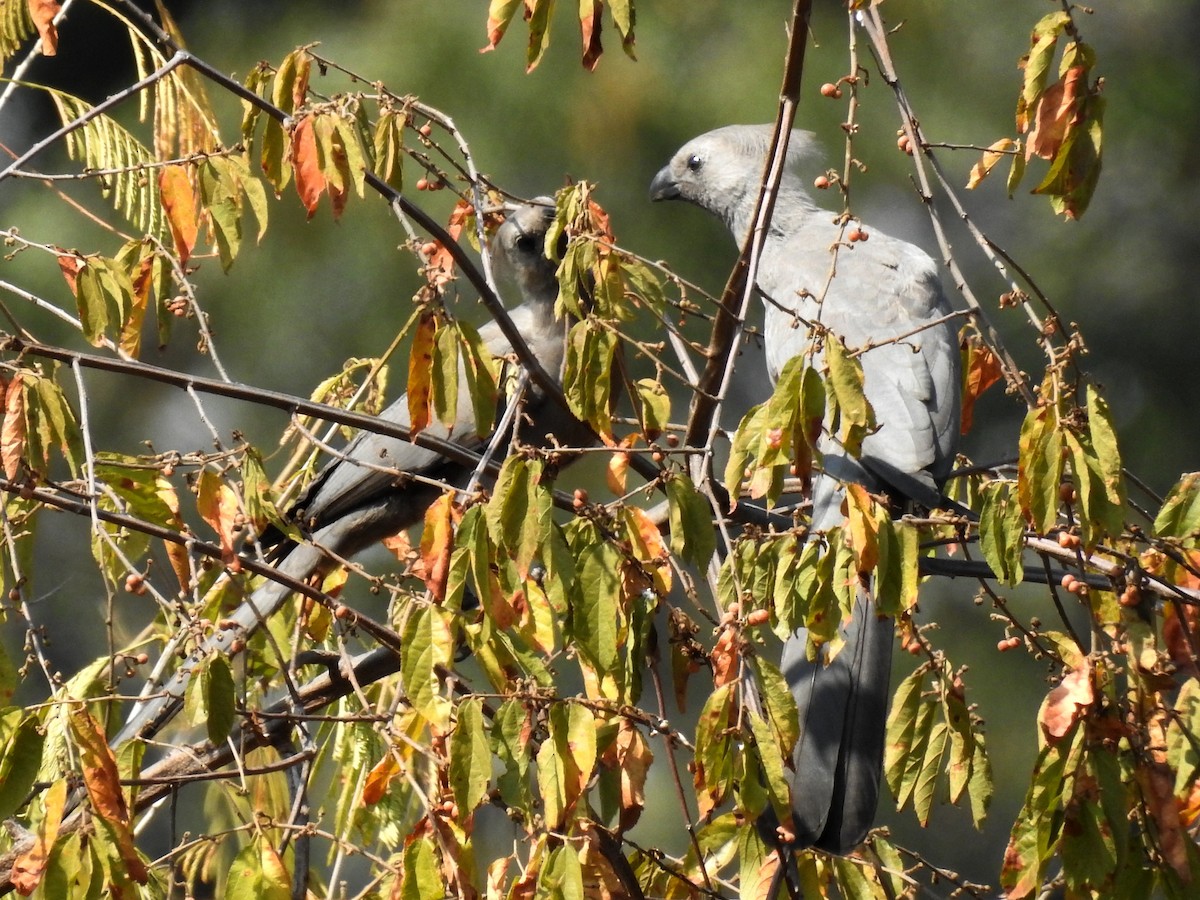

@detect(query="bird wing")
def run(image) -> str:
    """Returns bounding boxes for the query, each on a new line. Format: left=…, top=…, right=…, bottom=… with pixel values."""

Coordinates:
left=758, top=225, right=960, bottom=499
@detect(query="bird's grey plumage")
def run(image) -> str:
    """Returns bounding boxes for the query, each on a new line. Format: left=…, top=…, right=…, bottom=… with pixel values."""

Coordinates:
left=112, top=201, right=570, bottom=747
left=652, top=125, right=961, bottom=855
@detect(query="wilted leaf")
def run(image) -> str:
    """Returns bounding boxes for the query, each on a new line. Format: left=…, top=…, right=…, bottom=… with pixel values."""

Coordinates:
left=360, top=753, right=399, bottom=806
left=196, top=468, right=240, bottom=564
left=579, top=0, right=603, bottom=70
left=407, top=309, right=438, bottom=437
left=1039, top=663, right=1092, bottom=744
left=10, top=778, right=65, bottom=894
left=481, top=0, right=522, bottom=52
left=825, top=337, right=874, bottom=457
left=29, top=0, right=60, bottom=56
left=2, top=374, right=25, bottom=480
left=1017, top=402, right=1064, bottom=534
left=966, top=138, right=1018, bottom=190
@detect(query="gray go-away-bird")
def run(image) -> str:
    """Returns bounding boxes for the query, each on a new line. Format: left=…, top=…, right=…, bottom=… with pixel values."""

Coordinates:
left=651, top=125, right=961, bottom=856
left=113, top=201, right=572, bottom=747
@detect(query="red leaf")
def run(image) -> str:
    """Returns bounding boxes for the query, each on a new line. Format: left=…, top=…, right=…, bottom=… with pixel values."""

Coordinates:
left=158, top=164, right=198, bottom=265
left=196, top=469, right=240, bottom=565
left=27, top=0, right=60, bottom=57
left=291, top=116, right=326, bottom=219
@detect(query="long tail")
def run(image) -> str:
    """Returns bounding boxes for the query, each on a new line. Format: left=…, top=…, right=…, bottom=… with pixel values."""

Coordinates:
left=780, top=580, right=893, bottom=854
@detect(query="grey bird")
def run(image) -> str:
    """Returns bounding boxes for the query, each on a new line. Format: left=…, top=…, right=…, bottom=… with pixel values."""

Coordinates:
left=651, top=125, right=961, bottom=855
left=113, top=201, right=572, bottom=747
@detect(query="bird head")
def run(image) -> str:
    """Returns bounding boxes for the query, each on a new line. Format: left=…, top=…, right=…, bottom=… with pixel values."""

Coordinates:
left=493, top=197, right=561, bottom=302
left=650, top=125, right=822, bottom=229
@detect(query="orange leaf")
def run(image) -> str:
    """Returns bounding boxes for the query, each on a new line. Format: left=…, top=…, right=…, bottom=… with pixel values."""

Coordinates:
left=27, top=0, right=60, bottom=57
left=361, top=753, right=399, bottom=805
left=844, top=483, right=880, bottom=573
left=291, top=115, right=326, bottom=219
left=158, top=164, right=199, bottom=265
left=10, top=778, right=65, bottom=894
left=960, top=335, right=1004, bottom=434
left=419, top=493, right=456, bottom=601
left=966, top=137, right=1018, bottom=190
left=55, top=249, right=85, bottom=294
left=196, top=469, right=240, bottom=564
left=382, top=529, right=414, bottom=562
left=606, top=451, right=629, bottom=495
left=601, top=718, right=652, bottom=831
left=407, top=310, right=438, bottom=437
left=1038, top=664, right=1093, bottom=743
left=710, top=627, right=739, bottom=689
left=70, top=707, right=148, bottom=883
left=1026, top=66, right=1087, bottom=162
left=2, top=374, right=25, bottom=480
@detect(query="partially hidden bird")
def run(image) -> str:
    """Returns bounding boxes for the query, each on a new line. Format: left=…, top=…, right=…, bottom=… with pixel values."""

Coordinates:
left=651, top=125, right=961, bottom=855
left=112, top=200, right=574, bottom=747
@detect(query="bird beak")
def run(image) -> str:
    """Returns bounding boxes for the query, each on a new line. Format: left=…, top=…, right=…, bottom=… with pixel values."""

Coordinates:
left=649, top=166, right=680, bottom=202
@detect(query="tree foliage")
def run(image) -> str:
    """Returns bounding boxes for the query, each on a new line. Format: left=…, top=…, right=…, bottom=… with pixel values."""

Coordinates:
left=0, top=1, right=1196, bottom=898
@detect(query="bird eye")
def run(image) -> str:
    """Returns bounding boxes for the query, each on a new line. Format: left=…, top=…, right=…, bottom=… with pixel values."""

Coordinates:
left=514, top=233, right=538, bottom=254
left=686, top=153, right=703, bottom=172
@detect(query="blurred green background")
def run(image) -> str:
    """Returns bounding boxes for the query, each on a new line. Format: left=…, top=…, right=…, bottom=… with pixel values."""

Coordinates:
left=2, top=0, right=1198, bottom=888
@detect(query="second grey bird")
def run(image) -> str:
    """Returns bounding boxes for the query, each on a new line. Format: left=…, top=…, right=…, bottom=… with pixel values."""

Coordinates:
left=651, top=125, right=961, bottom=854
left=113, top=201, right=574, bottom=746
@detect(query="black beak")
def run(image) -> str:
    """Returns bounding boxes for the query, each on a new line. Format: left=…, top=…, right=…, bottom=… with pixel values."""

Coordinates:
left=649, top=166, right=680, bottom=202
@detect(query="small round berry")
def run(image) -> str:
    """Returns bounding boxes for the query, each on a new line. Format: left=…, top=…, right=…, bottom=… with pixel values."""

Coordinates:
left=1057, top=530, right=1074, bottom=549
left=124, top=573, right=146, bottom=595
left=419, top=123, right=433, bottom=138
left=1119, top=586, right=1141, bottom=608
left=420, top=241, right=437, bottom=258
left=847, top=227, right=864, bottom=243
left=820, top=82, right=843, bottom=99
left=746, top=608, right=770, bottom=627
left=813, top=175, right=831, bottom=190
left=416, top=178, right=429, bottom=191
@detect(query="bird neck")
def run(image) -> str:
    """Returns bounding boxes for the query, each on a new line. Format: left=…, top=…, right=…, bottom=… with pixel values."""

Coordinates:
left=729, top=179, right=821, bottom=244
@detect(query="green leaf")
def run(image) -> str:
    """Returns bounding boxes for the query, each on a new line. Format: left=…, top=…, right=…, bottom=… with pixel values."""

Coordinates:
left=74, top=257, right=133, bottom=348
left=693, top=683, right=735, bottom=815
left=1017, top=403, right=1064, bottom=534
left=372, top=108, right=406, bottom=191
left=979, top=480, right=1026, bottom=587
left=400, top=604, right=452, bottom=724
left=431, top=319, right=460, bottom=430
left=537, top=703, right=596, bottom=829
left=885, top=667, right=927, bottom=803
left=524, top=0, right=555, bottom=72
left=1155, top=473, right=1200, bottom=541
left=487, top=456, right=551, bottom=581
left=746, top=709, right=791, bottom=825
left=203, top=655, right=236, bottom=745
left=634, top=377, right=670, bottom=440
left=457, top=319, right=499, bottom=438
left=1168, top=679, right=1200, bottom=795
left=400, top=837, right=442, bottom=900
left=563, top=319, right=616, bottom=439
left=224, top=837, right=290, bottom=900
left=492, top=698, right=532, bottom=810
left=0, top=711, right=44, bottom=820
left=667, top=472, right=715, bottom=569
left=573, top=539, right=621, bottom=675
left=449, top=697, right=492, bottom=817
left=536, top=844, right=583, bottom=900
left=825, top=337, right=874, bottom=458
